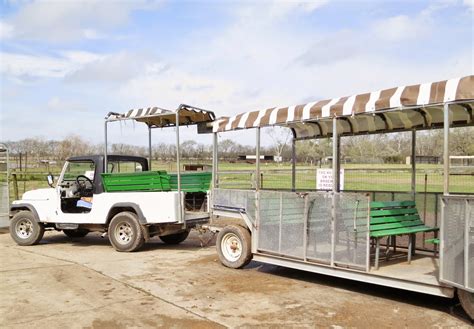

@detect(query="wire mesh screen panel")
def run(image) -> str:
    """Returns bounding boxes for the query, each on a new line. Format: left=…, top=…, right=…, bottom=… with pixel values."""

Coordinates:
left=333, top=193, right=370, bottom=269
left=306, top=192, right=332, bottom=263
left=257, top=191, right=305, bottom=258
left=440, top=197, right=468, bottom=289
left=279, top=193, right=306, bottom=258
left=212, top=188, right=255, bottom=213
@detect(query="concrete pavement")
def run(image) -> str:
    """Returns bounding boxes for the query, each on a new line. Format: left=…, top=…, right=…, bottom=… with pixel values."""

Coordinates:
left=0, top=230, right=471, bottom=328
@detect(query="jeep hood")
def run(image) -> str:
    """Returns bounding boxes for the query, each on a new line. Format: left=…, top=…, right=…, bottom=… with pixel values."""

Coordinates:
left=21, top=188, right=56, bottom=201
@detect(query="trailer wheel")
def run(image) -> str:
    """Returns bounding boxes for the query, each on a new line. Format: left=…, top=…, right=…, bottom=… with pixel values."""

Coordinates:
left=108, top=212, right=145, bottom=252
left=216, top=225, right=252, bottom=269
left=458, top=289, right=474, bottom=320
left=10, top=211, right=44, bottom=246
left=159, top=229, right=190, bottom=245
left=63, top=229, right=89, bottom=238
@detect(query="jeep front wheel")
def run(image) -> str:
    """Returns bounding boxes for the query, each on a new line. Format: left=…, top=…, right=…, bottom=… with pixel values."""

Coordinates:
left=10, top=211, right=44, bottom=246
left=108, top=212, right=145, bottom=252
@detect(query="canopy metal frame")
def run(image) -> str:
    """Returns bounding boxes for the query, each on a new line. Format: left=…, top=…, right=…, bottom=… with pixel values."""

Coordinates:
left=104, top=104, right=215, bottom=223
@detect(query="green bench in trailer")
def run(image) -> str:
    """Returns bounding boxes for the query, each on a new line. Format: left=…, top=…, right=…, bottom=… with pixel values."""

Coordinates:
left=370, top=200, right=438, bottom=270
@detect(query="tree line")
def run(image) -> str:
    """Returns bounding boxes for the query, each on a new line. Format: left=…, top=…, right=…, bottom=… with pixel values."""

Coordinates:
left=3, top=127, right=473, bottom=167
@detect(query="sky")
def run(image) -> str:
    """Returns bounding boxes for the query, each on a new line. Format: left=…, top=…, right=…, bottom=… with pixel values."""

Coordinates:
left=0, top=0, right=473, bottom=146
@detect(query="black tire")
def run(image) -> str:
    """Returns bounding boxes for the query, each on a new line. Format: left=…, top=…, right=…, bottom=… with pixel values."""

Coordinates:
left=108, top=211, right=145, bottom=252
left=216, top=224, right=252, bottom=269
left=63, top=229, right=89, bottom=238
left=458, top=289, right=474, bottom=320
left=10, top=211, right=44, bottom=246
left=159, top=229, right=190, bottom=245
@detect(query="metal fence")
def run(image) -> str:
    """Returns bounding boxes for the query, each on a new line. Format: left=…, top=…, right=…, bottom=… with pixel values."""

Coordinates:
left=216, top=167, right=474, bottom=194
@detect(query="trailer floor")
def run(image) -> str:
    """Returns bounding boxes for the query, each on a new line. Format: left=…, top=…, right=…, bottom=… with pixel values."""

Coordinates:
left=0, top=231, right=471, bottom=328
left=372, top=252, right=442, bottom=287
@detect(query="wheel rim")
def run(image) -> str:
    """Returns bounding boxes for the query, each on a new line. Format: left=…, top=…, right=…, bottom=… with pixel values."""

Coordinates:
left=114, top=221, right=133, bottom=245
left=221, top=232, right=242, bottom=262
left=15, top=218, right=34, bottom=239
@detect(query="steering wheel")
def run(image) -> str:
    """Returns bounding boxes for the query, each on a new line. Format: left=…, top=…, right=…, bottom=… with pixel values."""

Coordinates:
left=76, top=175, right=94, bottom=196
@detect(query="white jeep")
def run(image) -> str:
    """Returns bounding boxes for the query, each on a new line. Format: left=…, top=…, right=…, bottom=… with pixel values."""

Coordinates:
left=9, top=104, right=215, bottom=251
left=9, top=154, right=210, bottom=251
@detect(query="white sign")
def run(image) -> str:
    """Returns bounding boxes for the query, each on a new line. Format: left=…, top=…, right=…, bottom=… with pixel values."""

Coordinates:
left=316, top=168, right=344, bottom=190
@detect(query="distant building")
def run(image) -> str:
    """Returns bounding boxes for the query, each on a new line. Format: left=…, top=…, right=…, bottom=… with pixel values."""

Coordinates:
left=323, top=156, right=352, bottom=165
left=450, top=155, right=474, bottom=167
left=183, top=164, right=212, bottom=171
left=405, top=155, right=440, bottom=165
left=237, top=155, right=282, bottom=163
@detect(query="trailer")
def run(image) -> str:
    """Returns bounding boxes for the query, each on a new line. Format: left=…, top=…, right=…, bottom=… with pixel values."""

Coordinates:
left=9, top=104, right=215, bottom=251
left=209, top=75, right=474, bottom=319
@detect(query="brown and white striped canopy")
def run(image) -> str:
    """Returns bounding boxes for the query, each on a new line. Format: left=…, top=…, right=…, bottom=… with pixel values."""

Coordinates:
left=213, top=75, right=473, bottom=138
left=108, top=105, right=215, bottom=128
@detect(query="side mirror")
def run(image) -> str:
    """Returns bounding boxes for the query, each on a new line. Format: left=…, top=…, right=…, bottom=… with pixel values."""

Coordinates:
left=47, top=174, right=55, bottom=187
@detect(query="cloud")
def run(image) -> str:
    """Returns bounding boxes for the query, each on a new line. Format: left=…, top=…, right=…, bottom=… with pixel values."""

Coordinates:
left=372, top=0, right=473, bottom=42
left=463, top=0, right=474, bottom=11
left=235, top=0, right=330, bottom=21
left=117, top=68, right=236, bottom=111
left=294, top=30, right=362, bottom=66
left=64, top=51, right=169, bottom=84
left=373, top=14, right=431, bottom=42
left=82, top=28, right=107, bottom=40
left=0, top=21, right=14, bottom=39
left=47, top=96, right=87, bottom=112
left=4, top=0, right=163, bottom=42
left=1, top=50, right=102, bottom=82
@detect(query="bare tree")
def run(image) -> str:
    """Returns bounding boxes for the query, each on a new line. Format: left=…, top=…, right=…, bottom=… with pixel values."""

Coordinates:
left=266, top=127, right=291, bottom=163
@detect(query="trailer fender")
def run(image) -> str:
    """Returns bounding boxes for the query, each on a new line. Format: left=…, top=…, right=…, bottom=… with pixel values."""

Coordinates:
left=10, top=204, right=40, bottom=222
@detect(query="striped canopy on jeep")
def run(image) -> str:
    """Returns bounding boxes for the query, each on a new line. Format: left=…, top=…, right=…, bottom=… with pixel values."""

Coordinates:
left=213, top=75, right=473, bottom=138
left=108, top=104, right=215, bottom=128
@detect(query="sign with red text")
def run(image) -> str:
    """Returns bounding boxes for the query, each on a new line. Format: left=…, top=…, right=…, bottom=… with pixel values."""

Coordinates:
left=316, top=169, right=344, bottom=190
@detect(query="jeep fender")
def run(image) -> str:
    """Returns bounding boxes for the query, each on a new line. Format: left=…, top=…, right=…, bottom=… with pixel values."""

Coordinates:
left=10, top=204, right=40, bottom=222
left=106, top=203, right=147, bottom=225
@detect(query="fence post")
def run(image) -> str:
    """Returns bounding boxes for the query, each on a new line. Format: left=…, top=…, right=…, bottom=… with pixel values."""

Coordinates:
left=11, top=173, right=19, bottom=200
left=260, top=173, right=263, bottom=189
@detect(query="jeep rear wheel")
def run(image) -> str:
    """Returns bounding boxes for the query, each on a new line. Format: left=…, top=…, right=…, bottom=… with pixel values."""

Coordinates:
left=10, top=211, right=44, bottom=246
left=108, top=212, right=145, bottom=252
